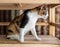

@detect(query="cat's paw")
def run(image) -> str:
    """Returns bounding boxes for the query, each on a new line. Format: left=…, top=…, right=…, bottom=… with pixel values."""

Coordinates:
left=19, top=40, right=24, bottom=43
left=20, top=40, right=24, bottom=43
left=18, top=39, right=24, bottom=43
left=36, top=38, right=41, bottom=41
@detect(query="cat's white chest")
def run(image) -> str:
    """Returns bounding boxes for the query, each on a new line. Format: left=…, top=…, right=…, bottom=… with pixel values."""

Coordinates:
left=28, top=12, right=39, bottom=24
left=24, top=12, right=39, bottom=30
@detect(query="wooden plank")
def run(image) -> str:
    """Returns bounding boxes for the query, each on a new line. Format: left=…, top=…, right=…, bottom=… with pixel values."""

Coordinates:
left=49, top=22, right=60, bottom=28
left=0, top=44, right=59, bottom=47
left=20, top=0, right=60, bottom=4
left=49, top=7, right=55, bottom=36
left=0, top=0, right=18, bottom=3
left=0, top=3, right=41, bottom=10
left=0, top=22, right=47, bottom=26
left=0, top=22, right=10, bottom=26
left=0, top=35, right=60, bottom=44
left=0, top=22, right=49, bottom=26
left=0, top=0, right=60, bottom=4
left=36, top=22, right=49, bottom=26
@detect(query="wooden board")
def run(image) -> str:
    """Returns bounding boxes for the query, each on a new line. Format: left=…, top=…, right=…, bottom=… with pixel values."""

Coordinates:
left=0, top=0, right=60, bottom=4
left=36, top=22, right=49, bottom=26
left=0, top=35, right=60, bottom=45
left=0, top=35, right=60, bottom=47
left=0, top=22, right=49, bottom=26
left=0, top=44, right=59, bottom=47
left=0, top=22, right=9, bottom=26
left=49, top=7, right=55, bottom=36
left=0, top=3, right=41, bottom=10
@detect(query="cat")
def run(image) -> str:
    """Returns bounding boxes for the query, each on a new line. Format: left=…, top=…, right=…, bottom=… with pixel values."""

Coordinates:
left=7, top=5, right=48, bottom=43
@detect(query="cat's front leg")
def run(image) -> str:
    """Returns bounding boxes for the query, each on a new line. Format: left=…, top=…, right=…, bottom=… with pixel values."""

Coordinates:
left=31, top=27, right=41, bottom=41
left=19, top=28, right=25, bottom=43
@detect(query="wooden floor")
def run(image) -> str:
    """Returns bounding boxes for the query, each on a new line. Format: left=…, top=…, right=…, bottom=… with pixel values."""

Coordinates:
left=0, top=35, right=60, bottom=45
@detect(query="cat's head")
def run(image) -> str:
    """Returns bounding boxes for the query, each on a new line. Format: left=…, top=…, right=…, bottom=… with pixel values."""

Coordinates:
left=30, top=5, right=48, bottom=16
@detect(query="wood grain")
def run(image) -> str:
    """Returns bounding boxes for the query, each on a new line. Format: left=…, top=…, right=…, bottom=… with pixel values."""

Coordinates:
left=0, top=0, right=60, bottom=3
left=0, top=35, right=59, bottom=45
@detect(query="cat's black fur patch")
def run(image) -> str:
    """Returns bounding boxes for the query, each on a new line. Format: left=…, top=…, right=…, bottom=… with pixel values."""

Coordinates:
left=8, top=30, right=13, bottom=33
left=20, top=10, right=30, bottom=28
left=6, top=37, right=10, bottom=39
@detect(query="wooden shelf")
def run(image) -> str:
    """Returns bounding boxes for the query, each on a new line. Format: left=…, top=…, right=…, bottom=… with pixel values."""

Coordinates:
left=0, top=35, right=59, bottom=47
left=0, top=3, right=41, bottom=10
left=0, top=35, right=60, bottom=44
left=0, top=0, right=60, bottom=4
left=0, top=22, right=49, bottom=26
left=36, top=22, right=49, bottom=26
left=0, top=22, right=10, bottom=26
left=0, top=44, right=59, bottom=47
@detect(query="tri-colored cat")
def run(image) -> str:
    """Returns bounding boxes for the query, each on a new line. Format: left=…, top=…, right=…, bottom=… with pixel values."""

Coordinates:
left=7, top=5, right=48, bottom=43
